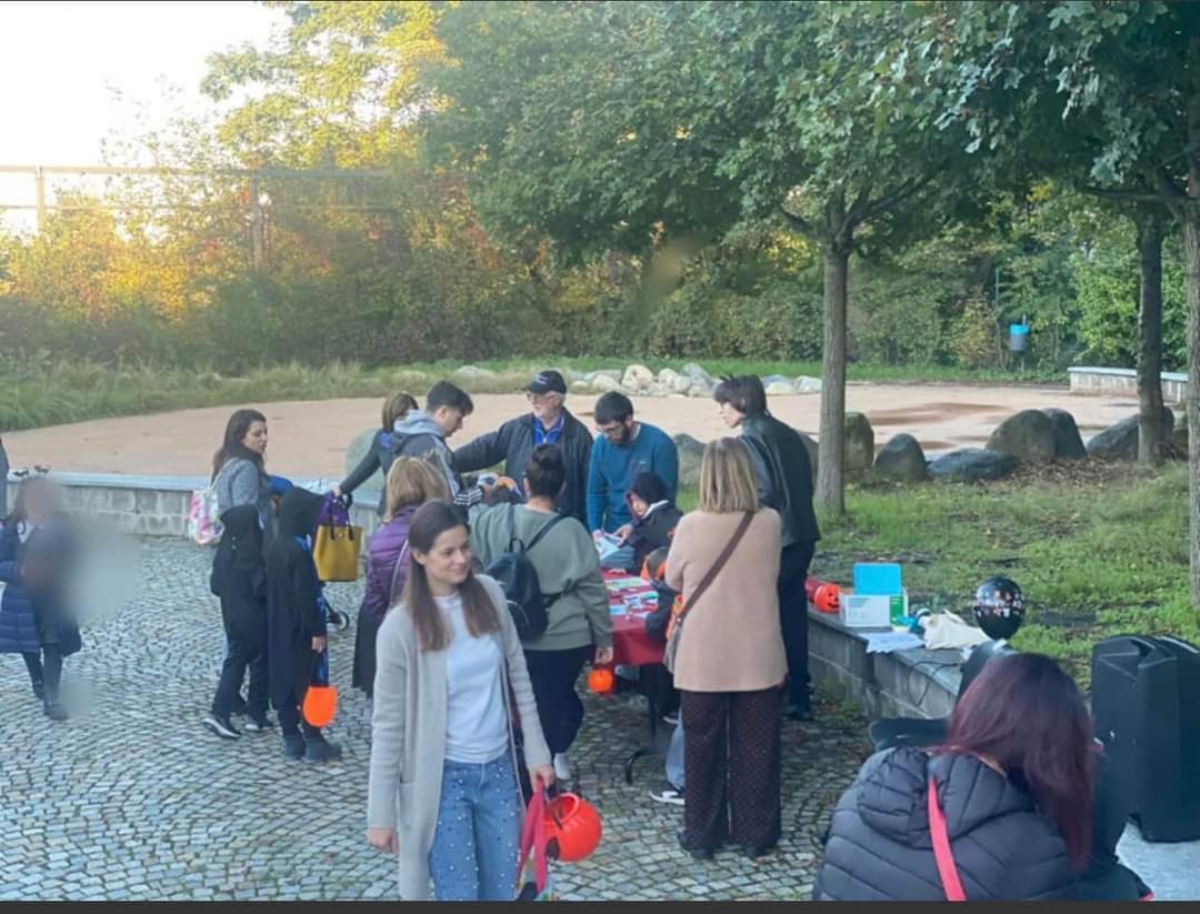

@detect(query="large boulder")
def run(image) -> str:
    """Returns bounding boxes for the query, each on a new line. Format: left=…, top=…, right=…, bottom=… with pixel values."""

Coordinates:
left=453, top=365, right=496, bottom=384
left=622, top=364, right=656, bottom=393
left=587, top=373, right=624, bottom=394
left=345, top=428, right=385, bottom=497
left=844, top=412, right=876, bottom=475
left=875, top=433, right=927, bottom=482
left=1086, top=409, right=1175, bottom=461
left=794, top=376, right=823, bottom=394
left=658, top=369, right=693, bottom=395
left=688, top=381, right=716, bottom=398
left=1042, top=408, right=1087, bottom=460
left=674, top=433, right=706, bottom=486
left=682, top=362, right=715, bottom=390
left=929, top=448, right=1018, bottom=482
left=986, top=409, right=1057, bottom=463
left=591, top=368, right=623, bottom=383
left=764, top=379, right=795, bottom=396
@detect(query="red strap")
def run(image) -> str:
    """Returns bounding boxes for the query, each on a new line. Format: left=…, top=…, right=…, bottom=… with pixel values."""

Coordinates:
left=516, top=779, right=549, bottom=893
left=927, top=777, right=967, bottom=902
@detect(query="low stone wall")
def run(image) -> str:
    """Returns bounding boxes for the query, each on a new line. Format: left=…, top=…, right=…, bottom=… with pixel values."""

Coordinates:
left=807, top=608, right=962, bottom=720
left=1069, top=366, right=1187, bottom=403
left=4, top=472, right=382, bottom=539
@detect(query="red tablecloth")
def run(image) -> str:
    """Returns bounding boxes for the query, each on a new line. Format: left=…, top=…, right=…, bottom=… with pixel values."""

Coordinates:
left=604, top=571, right=665, bottom=668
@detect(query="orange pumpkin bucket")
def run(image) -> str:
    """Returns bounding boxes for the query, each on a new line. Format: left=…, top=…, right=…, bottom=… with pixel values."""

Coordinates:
left=303, top=684, right=338, bottom=728
left=813, top=583, right=841, bottom=613
left=587, top=668, right=615, bottom=694
left=544, top=792, right=602, bottom=862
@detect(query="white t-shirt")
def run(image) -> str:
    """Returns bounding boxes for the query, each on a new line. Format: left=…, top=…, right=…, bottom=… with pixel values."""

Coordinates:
left=439, top=592, right=510, bottom=764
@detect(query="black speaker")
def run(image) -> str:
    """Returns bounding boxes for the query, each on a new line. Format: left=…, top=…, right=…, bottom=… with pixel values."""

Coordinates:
left=1091, top=635, right=1200, bottom=842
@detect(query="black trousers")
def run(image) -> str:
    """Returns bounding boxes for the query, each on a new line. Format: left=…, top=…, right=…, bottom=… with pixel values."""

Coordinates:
left=212, top=634, right=268, bottom=719
left=22, top=648, right=62, bottom=700
left=524, top=646, right=591, bottom=756
left=681, top=687, right=783, bottom=853
left=779, top=541, right=815, bottom=712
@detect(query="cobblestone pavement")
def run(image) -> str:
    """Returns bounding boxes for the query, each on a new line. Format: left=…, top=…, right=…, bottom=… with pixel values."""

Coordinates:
left=0, top=538, right=871, bottom=902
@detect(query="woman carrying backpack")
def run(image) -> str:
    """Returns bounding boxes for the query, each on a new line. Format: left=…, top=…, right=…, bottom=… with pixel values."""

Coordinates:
left=353, top=457, right=450, bottom=700
left=470, top=445, right=613, bottom=784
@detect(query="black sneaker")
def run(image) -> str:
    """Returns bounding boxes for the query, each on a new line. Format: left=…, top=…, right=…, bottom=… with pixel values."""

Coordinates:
left=43, top=701, right=69, bottom=722
left=304, top=736, right=343, bottom=763
left=243, top=715, right=275, bottom=733
left=282, top=734, right=306, bottom=759
left=203, top=713, right=241, bottom=739
left=650, top=783, right=685, bottom=806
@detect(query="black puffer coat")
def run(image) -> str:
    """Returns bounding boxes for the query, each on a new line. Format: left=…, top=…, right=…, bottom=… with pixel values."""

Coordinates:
left=814, top=747, right=1078, bottom=901
left=209, top=504, right=268, bottom=656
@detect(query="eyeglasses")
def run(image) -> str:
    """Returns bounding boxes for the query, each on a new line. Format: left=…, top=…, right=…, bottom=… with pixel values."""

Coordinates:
left=596, top=422, right=627, bottom=437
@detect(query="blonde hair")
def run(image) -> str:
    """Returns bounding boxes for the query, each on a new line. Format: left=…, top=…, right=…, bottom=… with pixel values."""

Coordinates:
left=384, top=457, right=450, bottom=522
left=698, top=437, right=761, bottom=514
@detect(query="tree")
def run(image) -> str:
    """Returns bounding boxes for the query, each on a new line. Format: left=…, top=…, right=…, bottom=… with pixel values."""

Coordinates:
left=424, top=0, right=977, bottom=514
left=894, top=0, right=1200, bottom=601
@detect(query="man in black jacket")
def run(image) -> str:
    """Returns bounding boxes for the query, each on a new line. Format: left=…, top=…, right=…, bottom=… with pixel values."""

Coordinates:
left=453, top=370, right=592, bottom=525
left=714, top=375, right=821, bottom=720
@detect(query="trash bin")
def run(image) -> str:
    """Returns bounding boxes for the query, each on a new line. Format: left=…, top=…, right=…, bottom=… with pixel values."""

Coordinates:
left=1091, top=635, right=1200, bottom=842
left=1008, top=323, right=1029, bottom=353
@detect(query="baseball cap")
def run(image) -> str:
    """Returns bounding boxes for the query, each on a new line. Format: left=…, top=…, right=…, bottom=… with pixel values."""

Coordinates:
left=526, top=370, right=567, bottom=396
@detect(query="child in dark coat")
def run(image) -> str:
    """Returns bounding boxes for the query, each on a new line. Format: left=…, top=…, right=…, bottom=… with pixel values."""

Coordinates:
left=0, top=477, right=80, bottom=721
left=622, top=472, right=683, bottom=576
left=265, top=488, right=341, bottom=762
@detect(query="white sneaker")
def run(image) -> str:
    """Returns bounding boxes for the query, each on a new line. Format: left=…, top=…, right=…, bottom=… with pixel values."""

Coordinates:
left=553, top=752, right=572, bottom=782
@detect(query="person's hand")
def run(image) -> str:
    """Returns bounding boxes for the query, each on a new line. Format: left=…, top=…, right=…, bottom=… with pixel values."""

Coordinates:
left=312, top=636, right=327, bottom=652
left=331, top=484, right=343, bottom=498
left=614, top=524, right=633, bottom=544
left=529, top=765, right=556, bottom=789
left=366, top=827, right=398, bottom=854
left=594, top=646, right=614, bottom=666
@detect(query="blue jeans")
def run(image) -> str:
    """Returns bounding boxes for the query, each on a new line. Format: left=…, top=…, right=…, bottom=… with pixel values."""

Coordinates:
left=666, top=720, right=685, bottom=790
left=429, top=752, right=522, bottom=901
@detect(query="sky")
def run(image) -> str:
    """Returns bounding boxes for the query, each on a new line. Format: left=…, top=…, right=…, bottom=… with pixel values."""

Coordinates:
left=0, top=0, right=286, bottom=230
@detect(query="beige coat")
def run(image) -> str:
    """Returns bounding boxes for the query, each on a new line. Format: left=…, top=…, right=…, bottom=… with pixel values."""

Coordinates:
left=665, top=508, right=787, bottom=693
left=366, top=574, right=551, bottom=900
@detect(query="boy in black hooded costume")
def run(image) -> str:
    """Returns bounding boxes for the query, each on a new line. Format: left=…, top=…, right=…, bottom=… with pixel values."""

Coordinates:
left=266, top=488, right=341, bottom=762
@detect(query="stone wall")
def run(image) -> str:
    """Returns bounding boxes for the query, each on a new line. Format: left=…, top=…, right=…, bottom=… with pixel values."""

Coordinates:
left=1068, top=366, right=1187, bottom=403
left=807, top=609, right=961, bottom=720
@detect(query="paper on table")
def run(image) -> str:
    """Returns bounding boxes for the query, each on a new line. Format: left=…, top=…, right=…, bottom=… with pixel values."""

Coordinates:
left=595, top=533, right=624, bottom=560
left=864, top=631, right=925, bottom=654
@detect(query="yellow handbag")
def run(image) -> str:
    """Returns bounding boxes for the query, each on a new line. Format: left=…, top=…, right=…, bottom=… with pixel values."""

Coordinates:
left=312, top=495, right=362, bottom=582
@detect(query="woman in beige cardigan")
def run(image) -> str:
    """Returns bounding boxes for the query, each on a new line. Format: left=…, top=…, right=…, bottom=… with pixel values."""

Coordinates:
left=666, top=437, right=786, bottom=861
left=366, top=500, right=555, bottom=901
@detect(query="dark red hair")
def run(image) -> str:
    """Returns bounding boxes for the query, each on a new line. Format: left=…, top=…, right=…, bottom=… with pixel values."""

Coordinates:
left=939, top=653, right=1094, bottom=868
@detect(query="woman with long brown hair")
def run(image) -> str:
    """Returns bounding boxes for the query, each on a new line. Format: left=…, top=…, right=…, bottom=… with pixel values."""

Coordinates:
left=366, top=500, right=554, bottom=901
left=814, top=652, right=1093, bottom=900
left=334, top=391, right=420, bottom=515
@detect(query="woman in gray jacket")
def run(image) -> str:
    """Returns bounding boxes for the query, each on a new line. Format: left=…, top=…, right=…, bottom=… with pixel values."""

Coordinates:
left=366, top=500, right=555, bottom=901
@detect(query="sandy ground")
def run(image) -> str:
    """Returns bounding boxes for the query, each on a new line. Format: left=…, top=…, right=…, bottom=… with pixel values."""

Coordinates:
left=2, top=383, right=1151, bottom=479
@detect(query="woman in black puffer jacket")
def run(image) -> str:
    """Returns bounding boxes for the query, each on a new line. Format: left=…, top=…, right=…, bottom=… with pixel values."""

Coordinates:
left=814, top=653, right=1093, bottom=901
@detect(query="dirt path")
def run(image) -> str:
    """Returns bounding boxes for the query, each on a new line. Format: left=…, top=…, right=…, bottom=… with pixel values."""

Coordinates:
left=2, top=383, right=1147, bottom=479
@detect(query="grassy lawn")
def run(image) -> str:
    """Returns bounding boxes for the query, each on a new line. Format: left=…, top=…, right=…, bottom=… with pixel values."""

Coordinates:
left=811, top=461, right=1194, bottom=685
left=0, top=356, right=1061, bottom=433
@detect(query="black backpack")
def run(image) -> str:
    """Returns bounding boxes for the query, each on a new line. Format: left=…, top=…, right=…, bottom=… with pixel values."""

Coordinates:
left=485, top=505, right=566, bottom=642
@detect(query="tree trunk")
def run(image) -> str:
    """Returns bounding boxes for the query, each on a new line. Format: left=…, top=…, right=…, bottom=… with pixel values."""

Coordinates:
left=1135, top=209, right=1167, bottom=466
left=1184, top=214, right=1200, bottom=608
left=817, top=209, right=850, bottom=516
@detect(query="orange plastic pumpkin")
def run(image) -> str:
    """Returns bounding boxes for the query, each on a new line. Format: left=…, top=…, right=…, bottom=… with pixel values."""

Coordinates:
left=302, top=683, right=338, bottom=727
left=587, top=668, right=615, bottom=694
left=813, top=584, right=841, bottom=613
left=544, top=793, right=603, bottom=862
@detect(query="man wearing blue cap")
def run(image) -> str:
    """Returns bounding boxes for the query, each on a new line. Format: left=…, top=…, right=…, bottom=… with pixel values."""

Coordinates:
left=453, top=370, right=593, bottom=525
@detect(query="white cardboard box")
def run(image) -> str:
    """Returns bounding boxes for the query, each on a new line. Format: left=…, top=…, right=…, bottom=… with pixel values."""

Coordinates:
left=842, top=590, right=908, bottom=628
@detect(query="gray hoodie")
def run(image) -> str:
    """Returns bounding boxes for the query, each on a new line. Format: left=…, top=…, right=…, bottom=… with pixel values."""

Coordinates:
left=392, top=410, right=460, bottom=496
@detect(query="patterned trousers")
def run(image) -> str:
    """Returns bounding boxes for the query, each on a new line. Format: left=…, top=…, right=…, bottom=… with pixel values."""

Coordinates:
left=681, top=687, right=783, bottom=854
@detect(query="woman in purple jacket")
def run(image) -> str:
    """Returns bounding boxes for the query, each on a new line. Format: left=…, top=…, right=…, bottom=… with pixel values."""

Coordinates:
left=352, top=458, right=450, bottom=699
